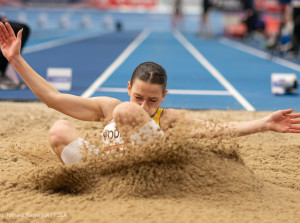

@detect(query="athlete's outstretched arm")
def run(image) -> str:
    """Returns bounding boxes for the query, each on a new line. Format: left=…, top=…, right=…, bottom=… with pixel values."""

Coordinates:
left=0, top=22, right=120, bottom=121
left=169, top=109, right=300, bottom=138
left=226, top=109, right=300, bottom=136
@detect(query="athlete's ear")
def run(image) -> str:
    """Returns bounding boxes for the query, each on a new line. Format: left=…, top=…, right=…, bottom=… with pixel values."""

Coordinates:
left=162, top=89, right=167, bottom=101
left=127, top=81, right=131, bottom=96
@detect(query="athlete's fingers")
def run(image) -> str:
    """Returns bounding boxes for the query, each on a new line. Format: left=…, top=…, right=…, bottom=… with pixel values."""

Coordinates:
left=16, top=28, right=23, bottom=41
left=292, top=123, right=300, bottom=128
left=291, top=119, right=300, bottom=124
left=289, top=129, right=300, bottom=133
left=0, top=24, right=6, bottom=44
left=282, top=108, right=294, bottom=115
left=0, top=27, right=4, bottom=44
left=0, top=22, right=9, bottom=38
left=0, top=23, right=5, bottom=39
left=5, top=22, right=15, bottom=37
left=290, top=113, right=300, bottom=119
left=290, top=124, right=300, bottom=130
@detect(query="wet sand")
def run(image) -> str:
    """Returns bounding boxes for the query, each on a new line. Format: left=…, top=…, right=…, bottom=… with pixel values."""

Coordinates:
left=0, top=101, right=300, bottom=223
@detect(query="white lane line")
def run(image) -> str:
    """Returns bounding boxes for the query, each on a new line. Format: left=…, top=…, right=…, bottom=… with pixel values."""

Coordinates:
left=173, top=30, right=255, bottom=111
left=168, top=89, right=231, bottom=95
left=97, top=87, right=232, bottom=96
left=23, top=30, right=111, bottom=54
left=220, top=37, right=300, bottom=72
left=81, top=29, right=151, bottom=98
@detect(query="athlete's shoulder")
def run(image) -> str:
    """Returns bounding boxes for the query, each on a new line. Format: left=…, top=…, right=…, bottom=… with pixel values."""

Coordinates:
left=94, top=96, right=122, bottom=104
left=93, top=96, right=122, bottom=120
left=163, top=108, right=185, bottom=116
left=160, top=108, right=184, bottom=130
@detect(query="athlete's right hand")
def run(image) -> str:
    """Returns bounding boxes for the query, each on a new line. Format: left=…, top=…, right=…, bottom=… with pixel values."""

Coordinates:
left=0, top=22, right=22, bottom=62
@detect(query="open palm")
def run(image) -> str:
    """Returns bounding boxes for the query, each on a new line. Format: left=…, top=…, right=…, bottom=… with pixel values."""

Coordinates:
left=0, top=22, right=22, bottom=62
left=268, top=109, right=300, bottom=133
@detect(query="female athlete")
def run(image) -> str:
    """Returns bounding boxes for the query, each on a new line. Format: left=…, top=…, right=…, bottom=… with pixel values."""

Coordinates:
left=1, top=22, right=300, bottom=165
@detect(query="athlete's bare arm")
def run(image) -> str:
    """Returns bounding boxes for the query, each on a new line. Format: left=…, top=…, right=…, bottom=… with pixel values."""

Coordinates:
left=0, top=22, right=121, bottom=121
left=164, top=109, right=300, bottom=137
left=229, top=109, right=300, bottom=135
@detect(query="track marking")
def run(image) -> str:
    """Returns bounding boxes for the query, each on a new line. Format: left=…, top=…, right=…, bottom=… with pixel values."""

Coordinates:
left=81, top=29, right=151, bottom=98
left=23, top=30, right=111, bottom=54
left=220, top=37, right=300, bottom=72
left=173, top=30, right=255, bottom=111
left=97, top=87, right=232, bottom=96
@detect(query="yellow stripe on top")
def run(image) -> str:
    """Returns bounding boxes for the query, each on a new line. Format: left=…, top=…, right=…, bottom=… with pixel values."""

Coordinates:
left=151, top=107, right=164, bottom=126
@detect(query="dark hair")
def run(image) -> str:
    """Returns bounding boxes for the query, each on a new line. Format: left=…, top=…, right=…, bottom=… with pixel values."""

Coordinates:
left=131, top=62, right=167, bottom=93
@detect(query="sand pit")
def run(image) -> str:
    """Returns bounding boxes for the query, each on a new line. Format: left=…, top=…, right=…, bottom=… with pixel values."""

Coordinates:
left=1, top=101, right=300, bottom=223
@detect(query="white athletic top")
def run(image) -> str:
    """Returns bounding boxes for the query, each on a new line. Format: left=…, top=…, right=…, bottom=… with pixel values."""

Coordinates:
left=102, top=119, right=124, bottom=151
left=101, top=108, right=164, bottom=151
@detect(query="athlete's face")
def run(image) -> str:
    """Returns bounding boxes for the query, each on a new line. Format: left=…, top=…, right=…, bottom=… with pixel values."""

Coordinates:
left=128, top=79, right=167, bottom=116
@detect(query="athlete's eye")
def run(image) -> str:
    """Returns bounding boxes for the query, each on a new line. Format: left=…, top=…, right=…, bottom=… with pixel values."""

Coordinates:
left=149, top=99, right=157, bottom=103
left=135, top=96, right=142, bottom=100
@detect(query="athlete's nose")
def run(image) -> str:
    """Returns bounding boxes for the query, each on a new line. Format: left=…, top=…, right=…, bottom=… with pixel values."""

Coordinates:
left=141, top=101, right=149, bottom=112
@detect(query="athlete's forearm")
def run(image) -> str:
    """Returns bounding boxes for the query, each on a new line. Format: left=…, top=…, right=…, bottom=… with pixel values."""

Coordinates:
left=227, top=117, right=269, bottom=136
left=10, top=55, right=59, bottom=106
left=188, top=117, right=269, bottom=138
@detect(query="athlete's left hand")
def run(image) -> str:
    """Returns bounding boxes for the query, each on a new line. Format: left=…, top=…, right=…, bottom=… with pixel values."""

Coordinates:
left=267, top=109, right=300, bottom=133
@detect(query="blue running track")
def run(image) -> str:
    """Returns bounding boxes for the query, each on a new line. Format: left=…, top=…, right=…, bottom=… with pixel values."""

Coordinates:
left=0, top=7, right=299, bottom=111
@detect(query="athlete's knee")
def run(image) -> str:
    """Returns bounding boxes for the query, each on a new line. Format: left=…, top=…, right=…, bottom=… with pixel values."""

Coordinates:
left=113, top=101, right=138, bottom=116
left=48, top=120, right=77, bottom=149
left=112, top=102, right=148, bottom=125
